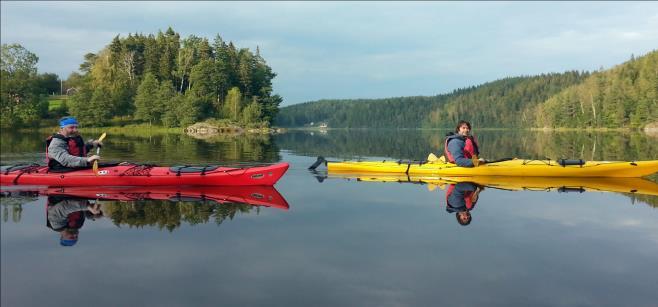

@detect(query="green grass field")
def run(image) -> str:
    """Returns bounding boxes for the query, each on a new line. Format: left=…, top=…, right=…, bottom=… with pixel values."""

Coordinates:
left=48, top=95, right=68, bottom=111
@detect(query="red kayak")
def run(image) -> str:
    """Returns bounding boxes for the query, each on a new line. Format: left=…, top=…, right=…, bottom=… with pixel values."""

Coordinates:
left=1, top=185, right=289, bottom=210
left=0, top=162, right=289, bottom=186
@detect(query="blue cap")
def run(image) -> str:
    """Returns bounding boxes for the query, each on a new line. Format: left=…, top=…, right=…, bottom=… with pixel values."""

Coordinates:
left=60, top=238, right=78, bottom=246
left=59, top=117, right=79, bottom=128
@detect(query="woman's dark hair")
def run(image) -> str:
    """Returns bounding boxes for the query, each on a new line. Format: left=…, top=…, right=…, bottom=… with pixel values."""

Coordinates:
left=456, top=211, right=472, bottom=226
left=455, top=120, right=472, bottom=133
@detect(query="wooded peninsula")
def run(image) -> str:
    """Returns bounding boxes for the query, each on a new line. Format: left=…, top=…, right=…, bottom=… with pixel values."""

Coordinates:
left=1, top=27, right=282, bottom=130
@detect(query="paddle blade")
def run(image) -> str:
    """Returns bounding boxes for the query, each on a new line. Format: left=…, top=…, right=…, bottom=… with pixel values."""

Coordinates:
left=93, top=160, right=99, bottom=176
left=472, top=155, right=480, bottom=167
left=93, top=132, right=106, bottom=176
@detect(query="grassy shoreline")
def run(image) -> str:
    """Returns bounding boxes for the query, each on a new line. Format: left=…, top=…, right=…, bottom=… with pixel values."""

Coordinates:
left=31, top=124, right=183, bottom=136
left=26, top=122, right=279, bottom=137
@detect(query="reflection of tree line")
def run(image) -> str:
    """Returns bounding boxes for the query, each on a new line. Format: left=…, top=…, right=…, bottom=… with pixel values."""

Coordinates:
left=1, top=192, right=38, bottom=223
left=276, top=130, right=658, bottom=162
left=622, top=194, right=658, bottom=208
left=2, top=204, right=24, bottom=223
left=102, top=200, right=258, bottom=232
left=109, top=133, right=281, bottom=164
left=1, top=192, right=655, bottom=227
left=0, top=197, right=260, bottom=229
left=1, top=131, right=281, bottom=165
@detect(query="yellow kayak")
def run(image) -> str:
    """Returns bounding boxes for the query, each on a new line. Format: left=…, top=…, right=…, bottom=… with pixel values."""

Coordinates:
left=327, top=173, right=658, bottom=196
left=321, top=158, right=658, bottom=178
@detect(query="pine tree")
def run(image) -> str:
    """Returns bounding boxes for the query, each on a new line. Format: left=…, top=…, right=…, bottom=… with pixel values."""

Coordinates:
left=134, top=73, right=161, bottom=124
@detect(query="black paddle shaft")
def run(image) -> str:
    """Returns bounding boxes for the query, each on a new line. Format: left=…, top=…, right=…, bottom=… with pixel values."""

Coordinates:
left=308, top=156, right=326, bottom=170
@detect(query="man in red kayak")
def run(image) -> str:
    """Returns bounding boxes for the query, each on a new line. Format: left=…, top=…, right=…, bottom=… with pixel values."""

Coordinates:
left=446, top=182, right=484, bottom=226
left=444, top=120, right=482, bottom=167
left=46, top=117, right=102, bottom=171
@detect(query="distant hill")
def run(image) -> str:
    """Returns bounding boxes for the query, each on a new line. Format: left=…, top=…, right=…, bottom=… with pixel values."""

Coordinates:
left=276, top=72, right=587, bottom=128
left=276, top=50, right=657, bottom=129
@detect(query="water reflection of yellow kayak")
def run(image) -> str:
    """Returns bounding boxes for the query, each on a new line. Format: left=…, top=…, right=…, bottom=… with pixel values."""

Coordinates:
left=322, top=158, right=658, bottom=178
left=328, top=172, right=658, bottom=196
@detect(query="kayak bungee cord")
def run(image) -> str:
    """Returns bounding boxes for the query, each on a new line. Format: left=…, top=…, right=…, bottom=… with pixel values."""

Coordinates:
left=120, top=164, right=156, bottom=177
left=7, top=164, right=42, bottom=184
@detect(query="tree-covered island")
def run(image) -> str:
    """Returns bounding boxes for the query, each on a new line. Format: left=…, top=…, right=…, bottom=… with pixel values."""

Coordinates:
left=1, top=27, right=282, bottom=132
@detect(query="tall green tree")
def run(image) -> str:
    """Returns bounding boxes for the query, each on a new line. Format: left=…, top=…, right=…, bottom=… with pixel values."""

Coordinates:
left=134, top=73, right=162, bottom=124
left=1, top=43, right=46, bottom=127
left=242, top=98, right=263, bottom=124
left=224, top=87, right=243, bottom=121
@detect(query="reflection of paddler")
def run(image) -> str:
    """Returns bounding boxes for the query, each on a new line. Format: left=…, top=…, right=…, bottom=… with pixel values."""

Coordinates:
left=46, top=196, right=102, bottom=246
left=445, top=182, right=484, bottom=226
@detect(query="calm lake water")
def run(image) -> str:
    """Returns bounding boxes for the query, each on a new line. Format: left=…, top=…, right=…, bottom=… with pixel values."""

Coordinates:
left=2, top=129, right=658, bottom=307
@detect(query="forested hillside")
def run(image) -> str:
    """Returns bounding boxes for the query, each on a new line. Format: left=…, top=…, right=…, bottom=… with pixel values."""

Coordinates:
left=277, top=50, right=657, bottom=129
left=276, top=72, right=588, bottom=128
left=535, top=50, right=657, bottom=128
left=274, top=95, right=453, bottom=128
left=426, top=72, right=588, bottom=127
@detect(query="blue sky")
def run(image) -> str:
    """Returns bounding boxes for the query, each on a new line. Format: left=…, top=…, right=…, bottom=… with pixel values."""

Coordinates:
left=1, top=1, right=657, bottom=106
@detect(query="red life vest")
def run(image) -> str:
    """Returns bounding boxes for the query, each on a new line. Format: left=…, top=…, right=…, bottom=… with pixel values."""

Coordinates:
left=446, top=184, right=475, bottom=210
left=45, top=134, right=87, bottom=168
left=443, top=134, right=479, bottom=164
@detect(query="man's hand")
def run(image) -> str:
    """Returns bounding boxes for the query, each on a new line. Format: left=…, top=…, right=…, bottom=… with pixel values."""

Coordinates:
left=92, top=140, right=103, bottom=147
left=86, top=155, right=100, bottom=163
left=87, top=203, right=101, bottom=215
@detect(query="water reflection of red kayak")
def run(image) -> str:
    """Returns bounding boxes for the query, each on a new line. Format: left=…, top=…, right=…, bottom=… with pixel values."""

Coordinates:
left=1, top=185, right=289, bottom=210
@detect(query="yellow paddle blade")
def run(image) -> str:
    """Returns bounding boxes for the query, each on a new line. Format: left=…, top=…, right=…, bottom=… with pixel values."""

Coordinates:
left=92, top=160, right=99, bottom=176
left=427, top=153, right=438, bottom=162
left=93, top=132, right=105, bottom=176
left=427, top=184, right=438, bottom=192
left=472, top=155, right=480, bottom=167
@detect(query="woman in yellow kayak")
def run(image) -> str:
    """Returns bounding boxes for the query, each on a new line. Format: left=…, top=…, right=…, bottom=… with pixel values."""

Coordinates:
left=444, top=120, right=481, bottom=167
